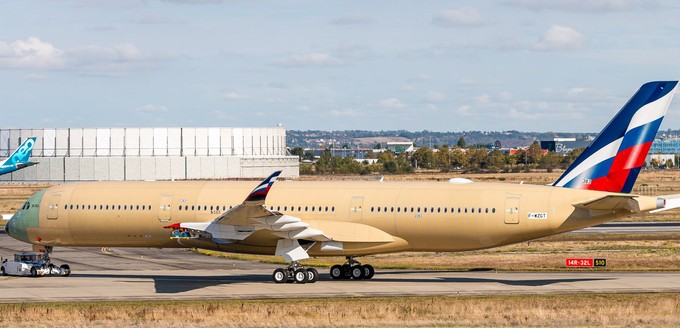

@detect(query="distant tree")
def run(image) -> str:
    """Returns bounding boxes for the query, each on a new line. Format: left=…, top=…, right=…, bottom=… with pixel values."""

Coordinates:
left=467, top=148, right=488, bottom=169
left=527, top=141, right=544, bottom=164
left=303, top=151, right=315, bottom=161
left=562, top=147, right=585, bottom=168
left=485, top=148, right=506, bottom=170
left=540, top=151, right=561, bottom=173
left=449, top=149, right=468, bottom=168
left=290, top=147, right=304, bottom=160
left=412, top=147, right=435, bottom=169
left=457, top=136, right=466, bottom=148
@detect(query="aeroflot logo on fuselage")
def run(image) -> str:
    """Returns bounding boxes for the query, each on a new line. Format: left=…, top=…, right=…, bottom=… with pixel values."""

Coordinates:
left=9, top=139, right=34, bottom=165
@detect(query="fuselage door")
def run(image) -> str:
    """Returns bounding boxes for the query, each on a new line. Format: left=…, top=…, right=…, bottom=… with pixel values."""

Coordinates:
left=504, top=195, right=520, bottom=224
left=47, top=194, right=61, bottom=220
left=158, top=194, right=173, bottom=222
left=348, top=196, right=364, bottom=222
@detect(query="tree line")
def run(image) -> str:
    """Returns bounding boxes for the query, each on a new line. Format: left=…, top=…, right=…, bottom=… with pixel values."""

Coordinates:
left=291, top=141, right=586, bottom=175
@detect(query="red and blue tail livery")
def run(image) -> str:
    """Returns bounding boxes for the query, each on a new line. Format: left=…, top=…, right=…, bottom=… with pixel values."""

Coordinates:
left=553, top=81, right=678, bottom=193
left=244, top=170, right=282, bottom=203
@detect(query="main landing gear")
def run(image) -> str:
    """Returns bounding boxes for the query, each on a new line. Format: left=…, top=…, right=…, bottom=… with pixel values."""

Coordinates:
left=330, top=256, right=375, bottom=280
left=272, top=261, right=319, bottom=284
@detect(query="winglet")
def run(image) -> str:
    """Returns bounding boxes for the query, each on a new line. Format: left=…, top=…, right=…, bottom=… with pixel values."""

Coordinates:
left=244, top=171, right=282, bottom=203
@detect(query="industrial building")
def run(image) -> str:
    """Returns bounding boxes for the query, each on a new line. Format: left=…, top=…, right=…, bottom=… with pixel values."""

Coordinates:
left=0, top=127, right=299, bottom=182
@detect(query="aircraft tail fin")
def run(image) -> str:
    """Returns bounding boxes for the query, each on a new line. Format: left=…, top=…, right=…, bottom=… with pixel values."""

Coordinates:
left=1, top=138, right=36, bottom=167
left=553, top=81, right=678, bottom=193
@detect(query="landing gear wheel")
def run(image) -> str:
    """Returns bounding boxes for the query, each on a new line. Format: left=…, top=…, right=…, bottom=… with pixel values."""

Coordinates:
left=341, top=264, right=352, bottom=279
left=1, top=267, right=5, bottom=276
left=330, top=265, right=343, bottom=280
left=273, top=268, right=288, bottom=284
left=330, top=257, right=376, bottom=282
left=30, top=267, right=37, bottom=278
left=305, top=268, right=319, bottom=283
left=351, top=265, right=364, bottom=280
left=60, top=264, right=71, bottom=277
left=362, top=264, right=375, bottom=280
left=293, top=268, right=307, bottom=284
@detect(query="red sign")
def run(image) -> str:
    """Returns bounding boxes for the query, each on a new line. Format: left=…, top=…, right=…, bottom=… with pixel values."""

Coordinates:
left=566, top=258, right=593, bottom=267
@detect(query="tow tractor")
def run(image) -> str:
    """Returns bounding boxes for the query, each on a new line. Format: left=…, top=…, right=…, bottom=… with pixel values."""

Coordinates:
left=1, top=252, right=71, bottom=277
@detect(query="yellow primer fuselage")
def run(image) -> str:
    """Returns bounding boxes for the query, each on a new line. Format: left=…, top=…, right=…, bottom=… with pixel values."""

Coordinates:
left=13, top=179, right=659, bottom=257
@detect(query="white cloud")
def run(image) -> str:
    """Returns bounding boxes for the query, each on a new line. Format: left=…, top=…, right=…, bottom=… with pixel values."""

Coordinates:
left=533, top=25, right=586, bottom=51
left=330, top=13, right=373, bottom=25
left=0, top=37, right=169, bottom=75
left=509, top=0, right=640, bottom=13
left=222, top=92, right=248, bottom=100
left=476, top=94, right=492, bottom=105
left=136, top=104, right=168, bottom=113
left=329, top=109, right=365, bottom=117
left=408, top=74, right=432, bottom=83
left=379, top=98, right=407, bottom=109
left=399, top=84, right=416, bottom=92
left=334, top=43, right=372, bottom=60
left=456, top=105, right=474, bottom=116
left=69, top=43, right=160, bottom=64
left=499, top=91, right=513, bottom=101
left=278, top=53, right=343, bottom=67
left=433, top=7, right=488, bottom=28
left=0, top=37, right=65, bottom=69
left=425, top=91, right=446, bottom=102
left=214, top=110, right=230, bottom=120
left=567, top=87, right=587, bottom=96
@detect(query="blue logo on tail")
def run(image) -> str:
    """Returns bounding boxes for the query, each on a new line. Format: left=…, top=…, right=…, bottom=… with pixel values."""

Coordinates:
left=7, top=138, right=36, bottom=165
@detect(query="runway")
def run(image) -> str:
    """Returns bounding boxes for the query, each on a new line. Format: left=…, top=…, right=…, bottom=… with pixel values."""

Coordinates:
left=2, top=231, right=680, bottom=302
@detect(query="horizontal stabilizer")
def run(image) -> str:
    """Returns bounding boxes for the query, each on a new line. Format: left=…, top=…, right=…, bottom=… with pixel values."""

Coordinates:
left=572, top=195, right=640, bottom=212
left=650, top=194, right=680, bottom=213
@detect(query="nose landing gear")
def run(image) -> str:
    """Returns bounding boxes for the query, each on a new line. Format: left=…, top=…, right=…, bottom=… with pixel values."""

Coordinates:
left=330, top=256, right=374, bottom=280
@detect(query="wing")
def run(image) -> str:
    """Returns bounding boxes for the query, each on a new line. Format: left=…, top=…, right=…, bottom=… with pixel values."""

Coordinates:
left=165, top=171, right=396, bottom=262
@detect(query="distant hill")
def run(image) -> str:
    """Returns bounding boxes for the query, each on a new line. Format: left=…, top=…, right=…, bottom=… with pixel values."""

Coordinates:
left=287, top=130, right=599, bottom=149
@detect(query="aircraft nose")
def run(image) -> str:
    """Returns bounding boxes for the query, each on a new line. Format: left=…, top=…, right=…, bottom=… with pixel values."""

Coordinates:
left=6, top=211, right=29, bottom=243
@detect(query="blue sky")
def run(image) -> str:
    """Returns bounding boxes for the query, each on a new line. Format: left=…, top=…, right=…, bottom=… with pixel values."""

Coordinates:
left=2, top=0, right=680, bottom=132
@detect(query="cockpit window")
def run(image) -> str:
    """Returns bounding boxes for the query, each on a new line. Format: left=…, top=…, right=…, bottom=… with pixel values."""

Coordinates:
left=22, top=201, right=30, bottom=210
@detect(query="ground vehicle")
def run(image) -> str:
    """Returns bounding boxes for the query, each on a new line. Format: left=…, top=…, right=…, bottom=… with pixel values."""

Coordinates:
left=1, top=253, right=70, bottom=277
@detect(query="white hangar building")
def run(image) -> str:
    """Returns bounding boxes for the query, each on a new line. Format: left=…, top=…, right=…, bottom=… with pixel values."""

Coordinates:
left=0, top=127, right=299, bottom=181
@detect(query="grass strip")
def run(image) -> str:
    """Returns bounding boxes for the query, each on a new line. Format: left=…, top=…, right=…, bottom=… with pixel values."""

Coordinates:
left=0, top=293, right=678, bottom=327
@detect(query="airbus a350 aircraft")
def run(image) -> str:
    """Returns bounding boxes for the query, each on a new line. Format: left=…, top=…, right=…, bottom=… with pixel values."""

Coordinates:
left=0, top=138, right=37, bottom=176
left=6, top=81, right=680, bottom=284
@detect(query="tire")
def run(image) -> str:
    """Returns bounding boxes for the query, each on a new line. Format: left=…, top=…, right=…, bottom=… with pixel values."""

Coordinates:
left=341, top=264, right=351, bottom=279
left=1, top=266, right=6, bottom=276
left=60, top=264, right=71, bottom=277
left=30, top=267, right=37, bottom=278
left=362, top=264, right=375, bottom=280
left=305, top=268, right=319, bottom=283
left=350, top=265, right=364, bottom=280
left=293, top=269, right=307, bottom=284
left=273, top=268, right=287, bottom=284
left=330, top=265, right=343, bottom=280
